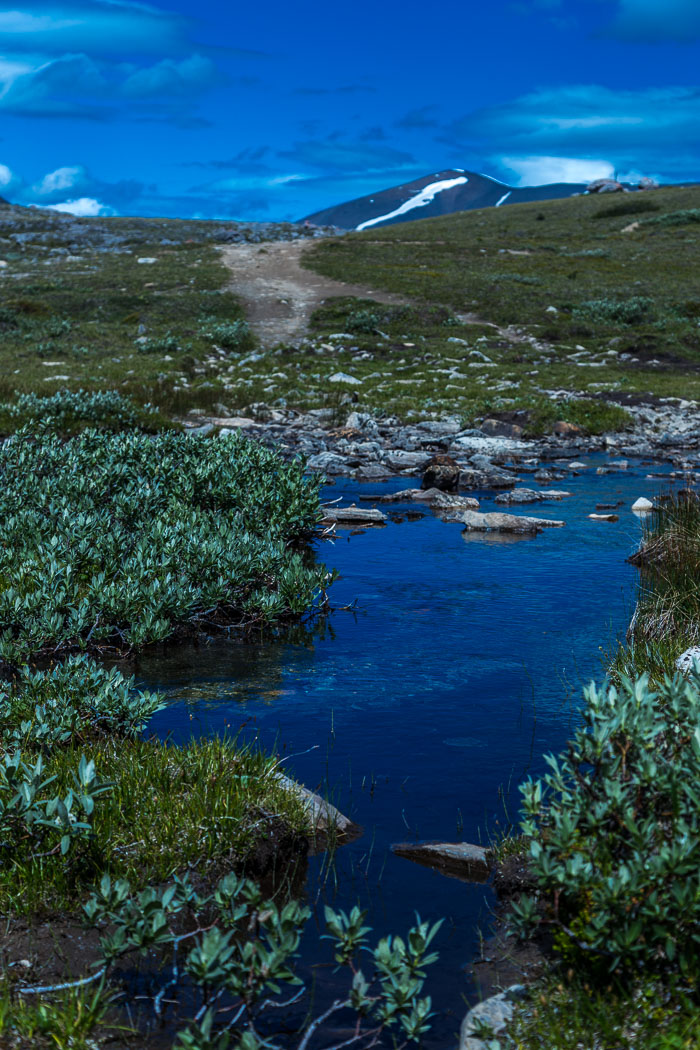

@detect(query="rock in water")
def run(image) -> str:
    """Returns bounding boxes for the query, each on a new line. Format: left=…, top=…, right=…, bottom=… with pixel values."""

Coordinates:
left=454, top=510, right=565, bottom=534
left=392, top=841, right=491, bottom=882
left=588, top=513, right=619, bottom=522
left=632, top=496, right=654, bottom=512
left=422, top=453, right=460, bottom=492
left=321, top=505, right=386, bottom=525
left=495, top=488, right=571, bottom=505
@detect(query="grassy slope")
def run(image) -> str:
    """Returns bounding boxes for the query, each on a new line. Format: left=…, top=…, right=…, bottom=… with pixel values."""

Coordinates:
left=299, top=186, right=700, bottom=426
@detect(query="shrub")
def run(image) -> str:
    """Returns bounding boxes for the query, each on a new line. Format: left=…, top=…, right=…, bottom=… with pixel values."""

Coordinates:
left=82, top=870, right=440, bottom=1048
left=347, top=308, right=382, bottom=333
left=0, top=388, right=165, bottom=434
left=200, top=317, right=254, bottom=352
left=594, top=198, right=660, bottom=219
left=573, top=296, right=656, bottom=325
left=136, top=331, right=190, bottom=354
left=0, top=428, right=327, bottom=664
left=642, top=208, right=700, bottom=229
left=510, top=672, right=700, bottom=976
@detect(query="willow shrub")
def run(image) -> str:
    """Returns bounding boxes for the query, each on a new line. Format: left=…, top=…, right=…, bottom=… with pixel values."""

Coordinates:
left=511, top=672, right=700, bottom=976
left=0, top=428, right=327, bottom=664
left=0, top=388, right=169, bottom=435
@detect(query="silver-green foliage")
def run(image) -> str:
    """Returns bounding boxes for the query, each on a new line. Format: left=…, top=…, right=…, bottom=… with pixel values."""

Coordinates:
left=0, top=389, right=161, bottom=433
left=511, top=672, right=700, bottom=974
left=83, top=871, right=440, bottom=1050
left=0, top=428, right=326, bottom=664
left=0, top=655, right=164, bottom=750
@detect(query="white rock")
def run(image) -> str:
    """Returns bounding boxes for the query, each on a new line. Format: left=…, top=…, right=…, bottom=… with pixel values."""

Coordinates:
left=675, top=647, right=700, bottom=677
left=137, top=257, right=158, bottom=264
left=632, top=497, right=654, bottom=512
left=545, top=305, right=558, bottom=314
left=328, top=371, right=362, bottom=384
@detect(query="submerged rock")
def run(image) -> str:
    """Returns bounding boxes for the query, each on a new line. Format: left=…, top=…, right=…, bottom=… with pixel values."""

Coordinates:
left=453, top=510, right=565, bottom=534
left=392, top=841, right=491, bottom=882
left=321, top=505, right=386, bottom=525
left=495, top=488, right=571, bottom=505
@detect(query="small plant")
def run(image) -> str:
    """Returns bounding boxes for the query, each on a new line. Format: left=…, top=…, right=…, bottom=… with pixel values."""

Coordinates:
left=137, top=332, right=191, bottom=354
left=594, top=198, right=660, bottom=219
left=81, top=870, right=441, bottom=1049
left=200, top=317, right=254, bottom=352
left=0, top=388, right=165, bottom=434
left=642, top=208, right=700, bottom=228
left=573, top=296, right=656, bottom=325
left=510, top=671, right=700, bottom=975
left=347, top=308, right=382, bottom=334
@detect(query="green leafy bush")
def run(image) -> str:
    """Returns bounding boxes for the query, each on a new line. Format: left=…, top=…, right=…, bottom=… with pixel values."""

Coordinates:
left=0, top=388, right=166, bottom=435
left=510, top=672, right=700, bottom=975
left=0, top=656, right=164, bottom=750
left=347, top=308, right=382, bottom=333
left=82, top=870, right=440, bottom=1048
left=642, top=208, right=700, bottom=228
left=573, top=296, right=656, bottom=325
left=136, top=331, right=191, bottom=354
left=200, top=317, right=254, bottom=352
left=594, top=198, right=660, bottom=219
left=0, top=428, right=327, bottom=664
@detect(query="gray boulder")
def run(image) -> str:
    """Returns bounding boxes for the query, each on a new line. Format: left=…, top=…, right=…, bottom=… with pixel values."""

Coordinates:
left=392, top=841, right=490, bottom=882
left=455, top=510, right=565, bottom=534
left=495, top=488, right=571, bottom=505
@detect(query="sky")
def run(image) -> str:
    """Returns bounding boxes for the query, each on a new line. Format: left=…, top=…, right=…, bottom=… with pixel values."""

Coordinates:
left=0, top=0, right=699, bottom=221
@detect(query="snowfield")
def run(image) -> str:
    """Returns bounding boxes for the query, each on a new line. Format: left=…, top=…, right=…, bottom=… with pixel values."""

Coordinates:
left=355, top=176, right=469, bottom=231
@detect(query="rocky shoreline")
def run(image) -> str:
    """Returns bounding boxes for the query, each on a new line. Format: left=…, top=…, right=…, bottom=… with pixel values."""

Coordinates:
left=184, top=395, right=700, bottom=497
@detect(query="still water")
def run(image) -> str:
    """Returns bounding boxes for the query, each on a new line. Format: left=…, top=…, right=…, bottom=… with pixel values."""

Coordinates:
left=137, top=456, right=665, bottom=1044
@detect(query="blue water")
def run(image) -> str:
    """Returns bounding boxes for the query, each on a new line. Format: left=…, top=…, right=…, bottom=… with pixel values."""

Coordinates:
left=137, top=455, right=665, bottom=1044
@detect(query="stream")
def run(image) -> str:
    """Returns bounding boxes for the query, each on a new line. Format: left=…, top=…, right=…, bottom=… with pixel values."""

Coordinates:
left=136, top=454, right=667, bottom=1045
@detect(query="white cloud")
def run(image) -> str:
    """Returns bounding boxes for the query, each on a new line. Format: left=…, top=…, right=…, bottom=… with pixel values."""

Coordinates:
left=33, top=164, right=85, bottom=195
left=42, top=196, right=114, bottom=216
left=498, top=155, right=615, bottom=186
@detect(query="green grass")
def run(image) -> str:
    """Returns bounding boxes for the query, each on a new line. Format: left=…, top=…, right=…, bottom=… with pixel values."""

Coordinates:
left=288, top=185, right=700, bottom=428
left=502, top=975, right=700, bottom=1050
left=613, top=493, right=700, bottom=680
left=0, top=979, right=111, bottom=1050
left=0, top=734, right=306, bottom=915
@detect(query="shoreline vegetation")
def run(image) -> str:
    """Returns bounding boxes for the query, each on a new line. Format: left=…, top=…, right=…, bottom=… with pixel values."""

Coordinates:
left=1, top=188, right=699, bottom=1046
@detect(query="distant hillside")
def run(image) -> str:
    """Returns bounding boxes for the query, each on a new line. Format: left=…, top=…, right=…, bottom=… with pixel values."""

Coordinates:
left=303, top=169, right=589, bottom=230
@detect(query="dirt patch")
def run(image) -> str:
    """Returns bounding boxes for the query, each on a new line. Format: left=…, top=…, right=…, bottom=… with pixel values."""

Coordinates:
left=219, top=241, right=406, bottom=347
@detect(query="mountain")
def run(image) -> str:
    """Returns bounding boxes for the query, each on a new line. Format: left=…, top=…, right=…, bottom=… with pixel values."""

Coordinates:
left=303, top=169, right=589, bottom=230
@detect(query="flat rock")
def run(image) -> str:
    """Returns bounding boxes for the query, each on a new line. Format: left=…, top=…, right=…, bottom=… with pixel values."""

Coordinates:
left=392, top=841, right=491, bottom=882
left=360, top=488, right=479, bottom=510
left=307, top=452, right=352, bottom=474
left=210, top=416, right=259, bottom=429
left=458, top=469, right=519, bottom=491
left=321, top=505, right=387, bottom=525
left=495, top=488, right=571, bottom=505
left=454, top=510, right=565, bottom=534
left=276, top=774, right=360, bottom=840
left=383, top=450, right=433, bottom=471
left=588, top=513, right=619, bottom=522
left=460, top=988, right=523, bottom=1050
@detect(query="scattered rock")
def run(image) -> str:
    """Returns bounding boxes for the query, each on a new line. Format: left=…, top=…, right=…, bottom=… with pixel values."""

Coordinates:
left=586, top=178, right=625, bottom=193
left=307, top=452, right=351, bottom=474
left=459, top=987, right=524, bottom=1050
left=675, top=647, right=700, bottom=677
left=632, top=496, right=654, bottom=512
left=136, top=256, right=158, bottom=264
left=361, top=488, right=478, bottom=510
left=495, top=488, right=571, bottom=505
left=553, top=420, right=583, bottom=437
left=588, top=513, right=619, bottom=522
left=392, top=841, right=491, bottom=883
left=328, top=371, right=362, bottom=385
left=321, top=505, right=387, bottom=526
left=454, top=510, right=565, bottom=534
left=422, top=453, right=460, bottom=492
left=383, top=450, right=433, bottom=471
left=480, top=418, right=523, bottom=439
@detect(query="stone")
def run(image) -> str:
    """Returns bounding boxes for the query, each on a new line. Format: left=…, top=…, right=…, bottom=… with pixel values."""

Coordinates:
left=392, top=841, right=491, bottom=882
left=553, top=420, right=583, bottom=436
left=588, top=513, right=619, bottom=522
left=422, top=453, right=460, bottom=492
left=383, top=450, right=433, bottom=471
left=136, top=256, right=158, bottom=264
left=459, top=988, right=522, bottom=1050
left=458, top=469, right=519, bottom=491
left=454, top=510, right=565, bottom=534
left=354, top=463, right=393, bottom=479
left=321, top=505, right=387, bottom=526
left=210, top=416, right=259, bottom=429
left=345, top=411, right=378, bottom=434
left=676, top=647, right=700, bottom=677
left=275, top=774, right=359, bottom=838
left=587, top=178, right=625, bottom=193
left=495, top=488, right=571, bottom=505
left=307, top=452, right=351, bottom=474
left=632, top=497, right=654, bottom=512
left=328, top=371, right=362, bottom=385
left=480, top=418, right=523, bottom=439
left=361, top=488, right=479, bottom=510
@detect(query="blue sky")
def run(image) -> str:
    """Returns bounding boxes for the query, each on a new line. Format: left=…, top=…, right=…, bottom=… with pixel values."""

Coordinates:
left=0, top=0, right=698, bottom=220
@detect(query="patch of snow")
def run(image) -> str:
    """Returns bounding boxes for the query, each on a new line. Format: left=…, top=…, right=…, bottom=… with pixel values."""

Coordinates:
left=356, top=176, right=468, bottom=231
left=495, top=191, right=512, bottom=207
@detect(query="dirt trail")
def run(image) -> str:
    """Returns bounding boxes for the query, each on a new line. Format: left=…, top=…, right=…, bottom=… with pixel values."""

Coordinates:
left=219, top=240, right=407, bottom=347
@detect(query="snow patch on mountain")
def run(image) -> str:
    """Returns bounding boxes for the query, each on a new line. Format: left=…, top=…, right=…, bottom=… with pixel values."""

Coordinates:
left=355, top=176, right=468, bottom=231
left=495, top=191, right=512, bottom=207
